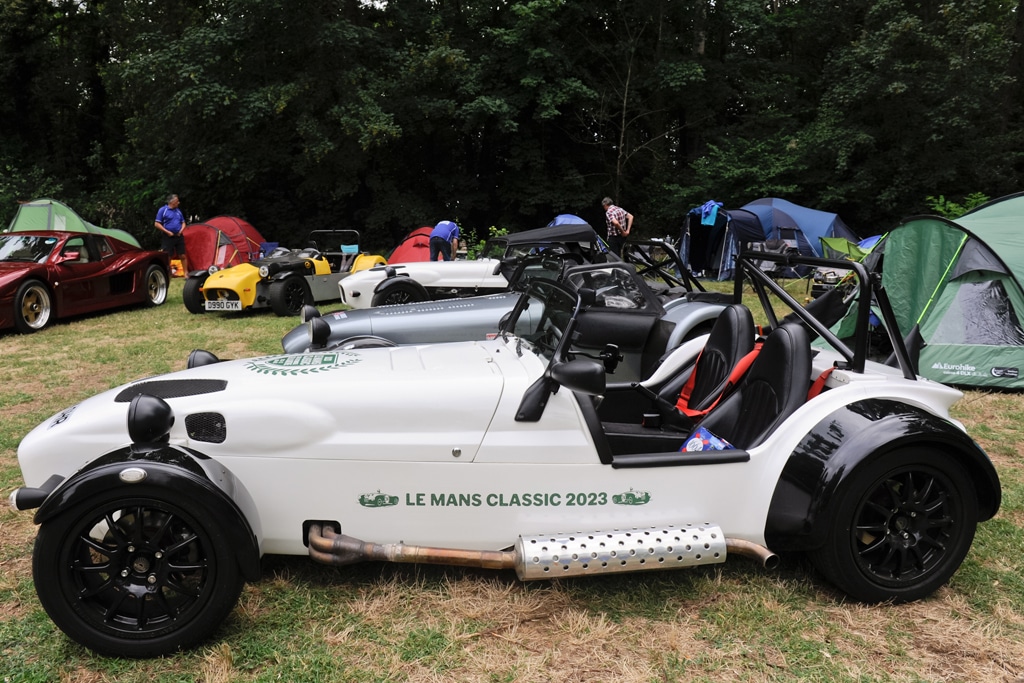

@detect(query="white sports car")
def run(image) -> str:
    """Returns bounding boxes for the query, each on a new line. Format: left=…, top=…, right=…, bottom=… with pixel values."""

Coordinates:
left=339, top=222, right=612, bottom=308
left=8, top=251, right=1001, bottom=658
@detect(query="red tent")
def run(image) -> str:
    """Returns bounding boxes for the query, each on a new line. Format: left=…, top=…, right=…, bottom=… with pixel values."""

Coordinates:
left=388, top=226, right=433, bottom=263
left=184, top=216, right=266, bottom=271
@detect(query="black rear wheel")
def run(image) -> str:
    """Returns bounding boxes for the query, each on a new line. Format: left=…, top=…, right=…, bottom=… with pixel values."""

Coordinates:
left=33, top=490, right=243, bottom=657
left=810, top=448, right=978, bottom=603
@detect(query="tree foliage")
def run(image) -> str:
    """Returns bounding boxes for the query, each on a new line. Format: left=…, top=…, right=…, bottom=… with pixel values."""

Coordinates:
left=0, top=0, right=1020, bottom=249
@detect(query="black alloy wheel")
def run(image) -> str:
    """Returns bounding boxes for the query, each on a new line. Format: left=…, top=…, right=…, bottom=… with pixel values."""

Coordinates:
left=810, top=448, right=978, bottom=603
left=269, top=277, right=311, bottom=316
left=33, top=491, right=242, bottom=657
left=371, top=280, right=425, bottom=307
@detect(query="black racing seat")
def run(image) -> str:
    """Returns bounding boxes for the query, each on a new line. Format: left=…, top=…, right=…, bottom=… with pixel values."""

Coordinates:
left=600, top=322, right=811, bottom=462
left=698, top=323, right=812, bottom=450
left=631, top=303, right=756, bottom=430
left=677, top=304, right=756, bottom=414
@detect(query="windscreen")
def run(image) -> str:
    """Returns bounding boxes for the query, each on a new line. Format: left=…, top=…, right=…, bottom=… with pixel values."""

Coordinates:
left=0, top=234, right=58, bottom=263
left=565, top=265, right=648, bottom=310
left=500, top=279, right=580, bottom=360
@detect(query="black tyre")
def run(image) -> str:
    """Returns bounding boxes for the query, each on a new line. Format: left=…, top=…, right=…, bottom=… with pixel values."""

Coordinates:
left=810, top=448, right=978, bottom=603
left=144, top=265, right=169, bottom=306
left=269, top=277, right=312, bottom=316
left=371, top=280, right=426, bottom=307
left=14, top=279, right=53, bottom=333
left=33, top=489, right=243, bottom=657
left=182, top=277, right=207, bottom=314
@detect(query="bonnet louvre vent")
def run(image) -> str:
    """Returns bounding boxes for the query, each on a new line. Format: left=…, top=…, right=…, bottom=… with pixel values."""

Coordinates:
left=185, top=413, right=227, bottom=443
left=115, top=379, right=228, bottom=403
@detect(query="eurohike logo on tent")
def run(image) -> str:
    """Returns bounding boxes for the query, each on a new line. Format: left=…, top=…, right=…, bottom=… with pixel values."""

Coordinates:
left=931, top=361, right=980, bottom=378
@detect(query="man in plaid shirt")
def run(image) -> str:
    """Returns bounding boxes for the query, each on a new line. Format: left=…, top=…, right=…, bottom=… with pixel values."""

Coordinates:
left=602, top=197, right=634, bottom=256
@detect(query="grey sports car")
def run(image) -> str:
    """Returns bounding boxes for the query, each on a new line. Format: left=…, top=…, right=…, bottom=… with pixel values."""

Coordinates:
left=282, top=240, right=729, bottom=383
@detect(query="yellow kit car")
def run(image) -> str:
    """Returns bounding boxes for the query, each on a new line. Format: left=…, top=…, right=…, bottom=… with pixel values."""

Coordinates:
left=183, top=230, right=385, bottom=316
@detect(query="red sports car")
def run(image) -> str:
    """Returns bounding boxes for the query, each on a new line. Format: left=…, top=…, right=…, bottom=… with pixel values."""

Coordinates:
left=0, top=230, right=170, bottom=333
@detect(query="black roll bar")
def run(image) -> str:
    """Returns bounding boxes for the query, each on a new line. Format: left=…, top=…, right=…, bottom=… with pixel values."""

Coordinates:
left=735, top=251, right=916, bottom=380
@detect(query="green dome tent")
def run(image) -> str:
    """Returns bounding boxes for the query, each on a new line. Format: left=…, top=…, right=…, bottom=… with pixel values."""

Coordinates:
left=877, top=192, right=1024, bottom=389
left=4, top=198, right=142, bottom=248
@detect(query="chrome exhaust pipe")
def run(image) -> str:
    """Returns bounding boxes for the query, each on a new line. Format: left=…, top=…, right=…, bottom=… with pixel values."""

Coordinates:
left=308, top=524, right=516, bottom=569
left=307, top=523, right=777, bottom=576
left=726, top=538, right=780, bottom=569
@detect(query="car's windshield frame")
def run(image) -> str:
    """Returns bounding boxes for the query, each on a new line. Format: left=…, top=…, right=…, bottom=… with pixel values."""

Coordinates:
left=500, top=278, right=581, bottom=363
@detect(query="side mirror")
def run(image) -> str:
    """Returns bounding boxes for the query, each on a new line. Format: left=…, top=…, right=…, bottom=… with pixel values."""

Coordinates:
left=56, top=251, right=80, bottom=263
left=514, top=359, right=606, bottom=423
left=550, top=358, right=606, bottom=396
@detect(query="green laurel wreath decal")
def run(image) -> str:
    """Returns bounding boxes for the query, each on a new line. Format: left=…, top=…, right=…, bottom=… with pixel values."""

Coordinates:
left=244, top=352, right=360, bottom=376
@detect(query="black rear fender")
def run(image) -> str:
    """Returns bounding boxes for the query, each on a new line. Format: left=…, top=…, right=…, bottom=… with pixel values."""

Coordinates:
left=765, top=399, right=1001, bottom=552
left=34, top=445, right=262, bottom=581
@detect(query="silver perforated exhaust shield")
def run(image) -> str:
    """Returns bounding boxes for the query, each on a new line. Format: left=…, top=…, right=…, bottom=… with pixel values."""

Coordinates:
left=514, top=524, right=728, bottom=580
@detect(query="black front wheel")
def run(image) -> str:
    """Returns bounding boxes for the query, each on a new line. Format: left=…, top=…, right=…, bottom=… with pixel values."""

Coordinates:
left=810, top=448, right=978, bottom=603
left=371, top=280, right=426, bottom=307
left=269, top=277, right=311, bottom=316
left=182, top=277, right=207, bottom=314
left=33, top=490, right=243, bottom=657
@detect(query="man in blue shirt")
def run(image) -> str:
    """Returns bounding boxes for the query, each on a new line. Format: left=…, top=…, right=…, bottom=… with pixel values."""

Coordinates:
left=429, top=220, right=460, bottom=261
left=155, top=194, right=189, bottom=273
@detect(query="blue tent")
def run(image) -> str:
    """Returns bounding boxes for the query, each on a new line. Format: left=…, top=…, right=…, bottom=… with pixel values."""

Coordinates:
left=685, top=198, right=859, bottom=279
left=548, top=214, right=589, bottom=226
left=742, top=198, right=859, bottom=256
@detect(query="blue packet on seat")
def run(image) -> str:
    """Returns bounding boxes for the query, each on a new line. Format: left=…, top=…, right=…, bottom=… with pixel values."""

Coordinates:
left=682, top=425, right=734, bottom=452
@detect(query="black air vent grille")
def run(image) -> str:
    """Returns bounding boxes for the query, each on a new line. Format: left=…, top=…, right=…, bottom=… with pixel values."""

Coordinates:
left=115, top=379, right=228, bottom=403
left=185, top=412, right=227, bottom=443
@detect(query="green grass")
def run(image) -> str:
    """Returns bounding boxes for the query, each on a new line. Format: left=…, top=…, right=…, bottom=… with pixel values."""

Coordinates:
left=1, top=278, right=1023, bottom=682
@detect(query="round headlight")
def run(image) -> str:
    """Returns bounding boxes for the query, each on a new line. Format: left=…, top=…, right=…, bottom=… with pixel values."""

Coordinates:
left=259, top=265, right=270, bottom=278
left=187, top=349, right=222, bottom=368
left=127, top=394, right=175, bottom=444
left=208, top=265, right=219, bottom=275
left=300, top=305, right=321, bottom=323
left=308, top=316, right=331, bottom=348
